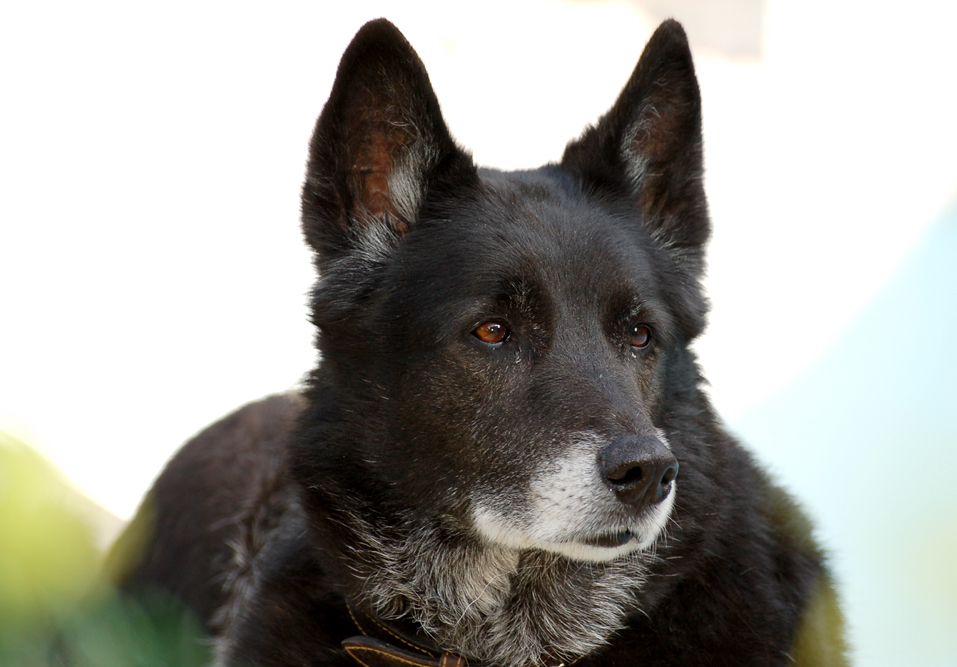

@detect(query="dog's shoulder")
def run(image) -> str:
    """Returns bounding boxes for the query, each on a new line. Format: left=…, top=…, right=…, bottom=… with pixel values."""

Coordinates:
left=760, top=477, right=848, bottom=666
left=212, top=517, right=357, bottom=667
left=107, top=393, right=306, bottom=629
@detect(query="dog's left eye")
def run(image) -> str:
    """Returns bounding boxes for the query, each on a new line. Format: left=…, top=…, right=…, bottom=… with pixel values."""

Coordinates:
left=474, top=321, right=510, bottom=345
left=630, top=325, right=652, bottom=349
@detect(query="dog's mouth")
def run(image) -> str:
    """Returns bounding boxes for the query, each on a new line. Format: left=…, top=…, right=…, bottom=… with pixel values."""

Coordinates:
left=578, top=531, right=635, bottom=549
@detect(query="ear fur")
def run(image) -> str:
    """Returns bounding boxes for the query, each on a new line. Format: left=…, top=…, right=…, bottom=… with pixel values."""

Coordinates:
left=562, top=20, right=709, bottom=262
left=301, top=19, right=476, bottom=262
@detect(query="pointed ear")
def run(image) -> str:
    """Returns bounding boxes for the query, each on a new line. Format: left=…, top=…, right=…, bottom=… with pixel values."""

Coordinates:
left=562, top=20, right=709, bottom=258
left=301, top=19, right=476, bottom=260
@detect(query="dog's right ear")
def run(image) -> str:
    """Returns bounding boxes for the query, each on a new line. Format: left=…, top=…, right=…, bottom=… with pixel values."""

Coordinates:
left=562, top=20, right=709, bottom=259
left=562, top=20, right=710, bottom=338
left=301, top=19, right=476, bottom=262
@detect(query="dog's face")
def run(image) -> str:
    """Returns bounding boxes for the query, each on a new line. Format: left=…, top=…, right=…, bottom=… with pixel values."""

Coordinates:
left=375, top=186, right=680, bottom=562
left=300, top=20, right=709, bottom=564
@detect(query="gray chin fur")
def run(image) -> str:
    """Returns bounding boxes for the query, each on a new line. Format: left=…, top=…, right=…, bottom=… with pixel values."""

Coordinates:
left=351, top=517, right=661, bottom=667
left=469, top=486, right=675, bottom=565
left=469, top=432, right=677, bottom=565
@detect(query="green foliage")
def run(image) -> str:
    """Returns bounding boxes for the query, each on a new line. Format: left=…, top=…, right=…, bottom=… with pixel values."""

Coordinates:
left=0, top=435, right=210, bottom=667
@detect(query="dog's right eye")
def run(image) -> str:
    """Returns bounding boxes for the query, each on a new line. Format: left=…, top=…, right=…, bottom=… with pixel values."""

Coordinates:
left=473, top=321, right=510, bottom=345
left=630, top=324, right=652, bottom=349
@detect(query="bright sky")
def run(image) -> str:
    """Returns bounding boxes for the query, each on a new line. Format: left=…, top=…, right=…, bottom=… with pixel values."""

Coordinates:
left=2, top=0, right=956, bottom=523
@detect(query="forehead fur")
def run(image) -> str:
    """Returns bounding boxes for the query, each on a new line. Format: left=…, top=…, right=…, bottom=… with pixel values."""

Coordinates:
left=376, top=169, right=677, bottom=339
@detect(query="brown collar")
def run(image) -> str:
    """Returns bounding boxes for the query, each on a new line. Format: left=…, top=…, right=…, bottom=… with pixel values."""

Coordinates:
left=341, top=600, right=569, bottom=667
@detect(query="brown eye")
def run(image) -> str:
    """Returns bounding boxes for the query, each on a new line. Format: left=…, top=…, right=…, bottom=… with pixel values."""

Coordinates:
left=630, top=325, right=651, bottom=349
left=474, top=321, right=509, bottom=345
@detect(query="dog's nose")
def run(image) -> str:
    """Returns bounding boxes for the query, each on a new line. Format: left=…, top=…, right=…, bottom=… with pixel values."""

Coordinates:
left=599, top=435, right=678, bottom=510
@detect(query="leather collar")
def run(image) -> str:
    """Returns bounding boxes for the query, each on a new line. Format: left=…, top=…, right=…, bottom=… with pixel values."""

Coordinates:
left=341, top=600, right=570, bottom=667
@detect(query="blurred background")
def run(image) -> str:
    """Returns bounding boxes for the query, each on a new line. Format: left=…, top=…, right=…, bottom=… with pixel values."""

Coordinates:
left=1, top=1, right=955, bottom=665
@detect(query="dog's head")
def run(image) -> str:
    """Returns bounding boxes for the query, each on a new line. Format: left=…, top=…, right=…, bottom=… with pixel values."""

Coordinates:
left=298, top=19, right=709, bottom=564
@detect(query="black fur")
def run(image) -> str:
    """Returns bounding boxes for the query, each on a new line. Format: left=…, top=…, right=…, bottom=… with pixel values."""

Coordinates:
left=110, top=19, right=847, bottom=667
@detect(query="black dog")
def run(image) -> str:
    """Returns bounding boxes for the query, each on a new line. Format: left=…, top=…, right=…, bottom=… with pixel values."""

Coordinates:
left=110, top=18, right=848, bottom=667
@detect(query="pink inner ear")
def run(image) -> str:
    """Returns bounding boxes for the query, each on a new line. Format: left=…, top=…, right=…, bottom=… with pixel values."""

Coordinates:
left=345, top=95, right=413, bottom=235
left=627, top=89, right=697, bottom=219
left=631, top=95, right=683, bottom=165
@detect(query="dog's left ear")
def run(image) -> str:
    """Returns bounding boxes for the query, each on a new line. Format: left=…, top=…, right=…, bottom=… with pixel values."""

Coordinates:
left=301, top=19, right=476, bottom=263
left=562, top=20, right=709, bottom=262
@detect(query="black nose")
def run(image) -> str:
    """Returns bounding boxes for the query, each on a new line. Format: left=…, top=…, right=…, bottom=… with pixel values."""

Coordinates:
left=599, top=435, right=678, bottom=510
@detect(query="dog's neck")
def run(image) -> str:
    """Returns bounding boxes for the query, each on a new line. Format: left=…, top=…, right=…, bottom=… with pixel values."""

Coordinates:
left=339, top=515, right=654, bottom=667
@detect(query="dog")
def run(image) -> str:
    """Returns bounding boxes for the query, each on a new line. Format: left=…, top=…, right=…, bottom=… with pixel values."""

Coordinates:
left=108, top=18, right=848, bottom=667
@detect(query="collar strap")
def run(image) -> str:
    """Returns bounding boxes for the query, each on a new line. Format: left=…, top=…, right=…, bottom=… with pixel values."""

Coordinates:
left=342, top=636, right=472, bottom=667
left=341, top=600, right=567, bottom=667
